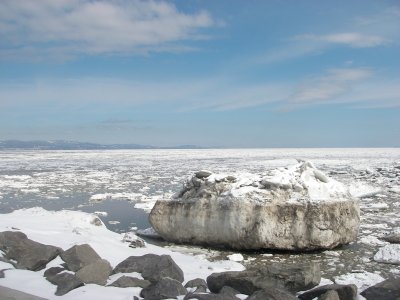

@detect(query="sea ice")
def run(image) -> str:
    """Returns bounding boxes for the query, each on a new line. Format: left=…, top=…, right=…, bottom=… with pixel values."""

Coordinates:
left=227, top=253, right=244, bottom=262
left=374, top=244, right=400, bottom=265
left=334, top=271, right=385, bottom=292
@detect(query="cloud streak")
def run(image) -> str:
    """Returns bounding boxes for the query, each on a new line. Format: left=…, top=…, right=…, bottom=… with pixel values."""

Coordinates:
left=285, top=68, right=400, bottom=110
left=293, top=32, right=388, bottom=48
left=0, top=67, right=398, bottom=114
left=0, top=0, right=215, bottom=60
left=287, top=68, right=372, bottom=107
left=256, top=7, right=399, bottom=65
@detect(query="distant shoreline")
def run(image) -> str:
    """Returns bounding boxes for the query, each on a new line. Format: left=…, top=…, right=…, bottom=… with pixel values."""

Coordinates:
left=0, top=140, right=399, bottom=150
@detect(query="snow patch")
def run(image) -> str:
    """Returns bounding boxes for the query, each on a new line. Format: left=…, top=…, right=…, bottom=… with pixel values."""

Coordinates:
left=334, top=271, right=385, bottom=292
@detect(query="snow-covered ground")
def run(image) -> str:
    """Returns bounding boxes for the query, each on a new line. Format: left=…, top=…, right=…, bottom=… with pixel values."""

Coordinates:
left=0, top=207, right=244, bottom=299
left=0, top=148, right=399, bottom=297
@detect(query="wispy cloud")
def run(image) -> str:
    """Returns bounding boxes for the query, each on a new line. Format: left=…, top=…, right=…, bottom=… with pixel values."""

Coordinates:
left=293, top=32, right=388, bottom=48
left=0, top=0, right=215, bottom=60
left=257, top=7, right=399, bottom=65
left=0, top=77, right=287, bottom=112
left=285, top=68, right=400, bottom=110
left=287, top=68, right=372, bottom=107
left=0, top=68, right=398, bottom=113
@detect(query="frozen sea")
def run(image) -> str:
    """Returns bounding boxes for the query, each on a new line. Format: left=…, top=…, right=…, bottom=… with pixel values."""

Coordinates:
left=1, top=148, right=400, bottom=284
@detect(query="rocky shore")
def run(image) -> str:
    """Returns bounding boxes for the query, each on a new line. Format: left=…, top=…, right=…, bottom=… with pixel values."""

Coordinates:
left=1, top=228, right=400, bottom=299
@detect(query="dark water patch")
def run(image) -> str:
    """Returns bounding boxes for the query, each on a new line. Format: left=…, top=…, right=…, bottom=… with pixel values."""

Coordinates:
left=0, top=193, right=150, bottom=233
left=78, top=200, right=150, bottom=232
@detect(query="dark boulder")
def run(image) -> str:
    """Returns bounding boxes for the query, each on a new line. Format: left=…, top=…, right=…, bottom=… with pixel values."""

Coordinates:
left=318, top=290, right=340, bottom=300
left=207, top=262, right=320, bottom=294
left=381, top=233, right=400, bottom=244
left=0, top=231, right=61, bottom=271
left=140, top=277, right=187, bottom=299
left=109, top=275, right=151, bottom=288
left=360, top=278, right=400, bottom=300
left=247, top=288, right=298, bottom=300
left=185, top=278, right=208, bottom=293
left=298, top=284, right=357, bottom=300
left=46, top=272, right=84, bottom=296
left=44, top=266, right=65, bottom=279
left=219, top=286, right=241, bottom=299
left=184, top=292, right=237, bottom=300
left=60, top=244, right=102, bottom=272
left=0, top=286, right=47, bottom=300
left=75, top=258, right=112, bottom=285
left=113, top=254, right=184, bottom=283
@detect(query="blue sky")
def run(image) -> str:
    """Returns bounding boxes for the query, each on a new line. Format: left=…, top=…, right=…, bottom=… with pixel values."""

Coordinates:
left=0, top=0, right=399, bottom=147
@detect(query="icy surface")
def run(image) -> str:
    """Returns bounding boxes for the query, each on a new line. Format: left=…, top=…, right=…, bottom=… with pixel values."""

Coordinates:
left=227, top=253, right=244, bottom=262
left=0, top=207, right=244, bottom=299
left=374, top=244, right=400, bottom=265
left=0, top=148, right=399, bottom=293
left=334, top=271, right=385, bottom=292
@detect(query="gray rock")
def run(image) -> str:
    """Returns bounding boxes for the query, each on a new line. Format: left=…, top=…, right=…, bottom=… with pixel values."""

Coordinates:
left=207, top=262, right=320, bottom=294
left=0, top=269, right=5, bottom=278
left=219, top=286, right=241, bottom=299
left=185, top=278, right=208, bottom=290
left=298, top=284, right=357, bottom=300
left=140, top=277, right=187, bottom=299
left=247, top=288, right=297, bottom=300
left=149, top=163, right=359, bottom=251
left=184, top=292, right=236, bottom=300
left=319, top=290, right=340, bottom=300
left=46, top=272, right=84, bottom=296
left=360, top=278, right=400, bottom=300
left=91, top=217, right=103, bottom=226
left=109, top=275, right=151, bottom=288
left=129, top=239, right=146, bottom=248
left=75, top=258, right=112, bottom=285
left=113, top=254, right=184, bottom=283
left=0, top=286, right=47, bottom=300
left=0, top=231, right=62, bottom=271
left=381, top=233, right=400, bottom=243
left=122, top=232, right=146, bottom=248
left=60, top=244, right=102, bottom=272
left=193, top=286, right=208, bottom=293
left=44, top=266, right=65, bottom=279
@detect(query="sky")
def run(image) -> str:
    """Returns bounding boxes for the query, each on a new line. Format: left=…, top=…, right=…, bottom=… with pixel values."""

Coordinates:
left=0, top=0, right=399, bottom=147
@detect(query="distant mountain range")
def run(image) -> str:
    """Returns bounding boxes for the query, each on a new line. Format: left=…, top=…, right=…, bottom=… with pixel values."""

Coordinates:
left=0, top=140, right=204, bottom=150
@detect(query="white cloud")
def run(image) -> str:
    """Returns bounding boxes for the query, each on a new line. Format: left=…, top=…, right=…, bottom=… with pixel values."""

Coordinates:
left=0, top=0, right=215, bottom=60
